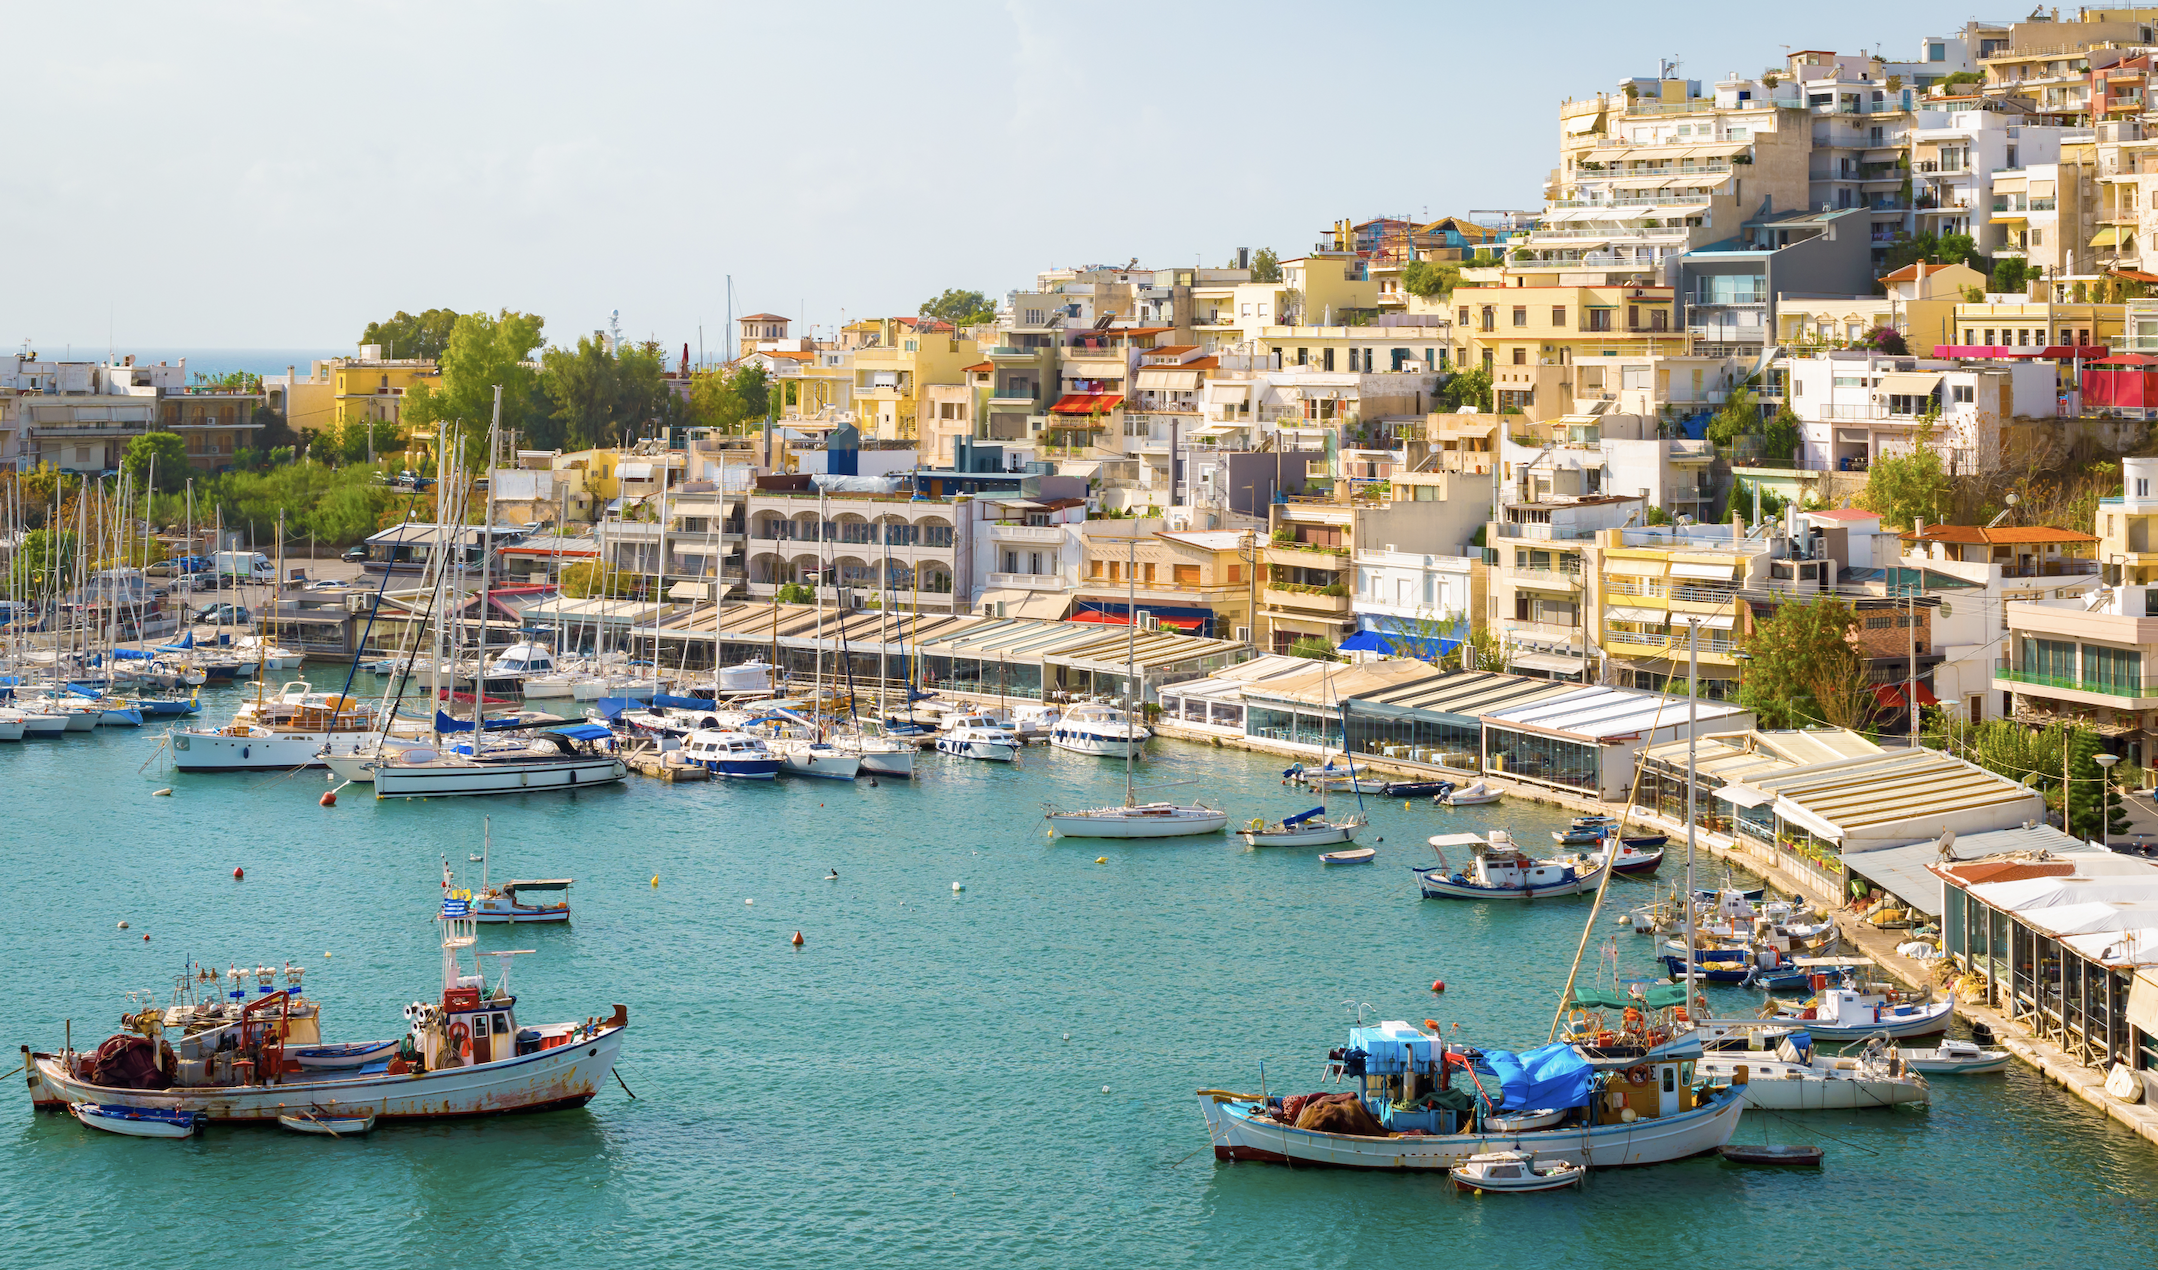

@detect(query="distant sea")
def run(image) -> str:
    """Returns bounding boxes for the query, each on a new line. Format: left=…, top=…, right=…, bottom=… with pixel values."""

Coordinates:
left=36, top=347, right=349, bottom=379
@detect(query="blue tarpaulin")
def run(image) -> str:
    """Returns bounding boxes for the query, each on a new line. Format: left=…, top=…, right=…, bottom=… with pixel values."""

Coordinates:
left=1338, top=629, right=1461, bottom=659
left=434, top=709, right=533, bottom=734
left=1483, top=1042, right=1595, bottom=1111
left=652, top=693, right=711, bottom=710
left=551, top=722, right=614, bottom=741
left=590, top=697, right=637, bottom=720
left=113, top=647, right=153, bottom=660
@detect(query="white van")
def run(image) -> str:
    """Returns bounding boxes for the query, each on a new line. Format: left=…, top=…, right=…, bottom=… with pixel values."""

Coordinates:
left=213, top=551, right=277, bottom=582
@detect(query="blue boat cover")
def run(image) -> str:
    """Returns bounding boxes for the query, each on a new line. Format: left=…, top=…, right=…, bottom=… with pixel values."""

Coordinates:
left=65, top=684, right=105, bottom=698
left=652, top=693, right=710, bottom=710
left=113, top=647, right=153, bottom=660
left=434, top=709, right=531, bottom=734
left=1484, top=1042, right=1595, bottom=1111
left=551, top=722, right=614, bottom=741
left=590, top=697, right=637, bottom=720
left=1337, top=629, right=1462, bottom=659
left=1280, top=806, right=1326, bottom=827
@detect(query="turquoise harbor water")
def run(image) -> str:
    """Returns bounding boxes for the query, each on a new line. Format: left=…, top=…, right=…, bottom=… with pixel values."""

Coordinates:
left=4, top=675, right=2156, bottom=1268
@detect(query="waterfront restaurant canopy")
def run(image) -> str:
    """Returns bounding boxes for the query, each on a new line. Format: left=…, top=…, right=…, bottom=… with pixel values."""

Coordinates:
left=1714, top=748, right=2047, bottom=856
left=639, top=601, right=1249, bottom=700
left=1843, top=822, right=2097, bottom=919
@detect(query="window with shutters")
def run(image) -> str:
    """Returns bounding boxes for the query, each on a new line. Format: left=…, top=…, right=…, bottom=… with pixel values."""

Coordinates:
left=1173, top=564, right=1200, bottom=585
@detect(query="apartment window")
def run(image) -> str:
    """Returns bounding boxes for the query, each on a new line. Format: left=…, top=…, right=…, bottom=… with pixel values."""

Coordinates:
left=1144, top=563, right=1156, bottom=583
left=1953, top=384, right=1974, bottom=403
left=1480, top=306, right=1496, bottom=332
left=1963, top=328, right=1975, bottom=344
left=1173, top=564, right=1200, bottom=585
left=1107, top=561, right=1120, bottom=581
left=1323, top=348, right=1335, bottom=371
left=1459, top=306, right=1471, bottom=325
left=1587, top=308, right=1612, bottom=332
left=1513, top=348, right=1528, bottom=365
left=1627, top=305, right=1638, bottom=329
left=1228, top=564, right=1242, bottom=583
left=1297, top=348, right=1309, bottom=365
left=1551, top=306, right=1566, bottom=327
left=1091, top=560, right=1105, bottom=578
left=1983, top=329, right=1995, bottom=345
left=1513, top=306, right=1529, bottom=327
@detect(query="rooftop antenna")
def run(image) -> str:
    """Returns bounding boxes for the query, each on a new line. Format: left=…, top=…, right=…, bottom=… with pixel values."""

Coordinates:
left=608, top=310, right=622, bottom=355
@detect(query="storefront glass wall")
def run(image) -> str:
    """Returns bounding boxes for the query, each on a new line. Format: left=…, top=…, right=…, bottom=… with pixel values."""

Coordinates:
left=1485, top=727, right=1598, bottom=792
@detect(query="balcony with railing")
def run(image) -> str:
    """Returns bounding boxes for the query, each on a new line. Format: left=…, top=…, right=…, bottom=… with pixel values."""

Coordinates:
left=1263, top=585, right=1350, bottom=613
left=1607, top=627, right=1737, bottom=654
left=988, top=523, right=1069, bottom=544
left=1995, top=657, right=2158, bottom=703
left=985, top=571, right=1066, bottom=591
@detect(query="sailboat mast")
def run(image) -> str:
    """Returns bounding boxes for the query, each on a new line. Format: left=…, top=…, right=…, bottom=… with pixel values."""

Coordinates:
left=477, top=394, right=500, bottom=730
left=1684, top=617, right=1700, bottom=1014
left=1123, top=535, right=1136, bottom=807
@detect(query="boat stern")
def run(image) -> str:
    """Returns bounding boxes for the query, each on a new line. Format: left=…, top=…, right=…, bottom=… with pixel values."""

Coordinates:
left=21, top=1048, right=66, bottom=1113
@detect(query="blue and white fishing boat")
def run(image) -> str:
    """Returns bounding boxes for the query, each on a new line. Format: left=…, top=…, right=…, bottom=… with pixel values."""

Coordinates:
left=1415, top=832, right=1605, bottom=900
left=70, top=1103, right=205, bottom=1138
left=1198, top=1018, right=1743, bottom=1170
left=679, top=729, right=782, bottom=779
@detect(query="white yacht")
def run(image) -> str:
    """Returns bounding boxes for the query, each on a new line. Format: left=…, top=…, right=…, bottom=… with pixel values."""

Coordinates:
left=1048, top=700, right=1149, bottom=758
left=370, top=725, right=628, bottom=798
left=770, top=736, right=862, bottom=781
left=937, top=725, right=1019, bottom=762
left=171, top=683, right=378, bottom=771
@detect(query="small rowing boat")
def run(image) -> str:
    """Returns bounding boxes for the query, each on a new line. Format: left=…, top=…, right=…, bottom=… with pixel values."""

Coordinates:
left=1319, top=847, right=1376, bottom=865
left=1719, top=1143, right=1823, bottom=1166
left=289, top=1039, right=399, bottom=1071
left=70, top=1102, right=205, bottom=1138
left=277, top=1110, right=377, bottom=1136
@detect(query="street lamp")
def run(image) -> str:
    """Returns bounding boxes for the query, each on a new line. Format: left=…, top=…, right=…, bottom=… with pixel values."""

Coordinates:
left=2096, top=752, right=2121, bottom=844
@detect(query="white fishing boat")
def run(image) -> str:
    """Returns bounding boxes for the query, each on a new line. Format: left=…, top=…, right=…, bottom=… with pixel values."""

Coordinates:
left=1048, top=701, right=1148, bottom=758
left=1415, top=832, right=1605, bottom=900
left=1009, top=702, right=1060, bottom=740
left=1694, top=1031, right=1930, bottom=1109
left=937, top=725, right=1019, bottom=762
left=456, top=822, right=573, bottom=923
left=832, top=725, right=916, bottom=778
left=371, top=725, right=628, bottom=799
left=11, top=708, right=68, bottom=738
left=27, top=890, right=630, bottom=1124
left=1897, top=1037, right=2011, bottom=1075
left=288, top=1039, right=400, bottom=1071
left=1769, top=976, right=1954, bottom=1041
left=1199, top=1019, right=1744, bottom=1170
left=277, top=1110, right=376, bottom=1135
left=69, top=1103, right=205, bottom=1138
left=1450, top=1150, right=1584, bottom=1193
left=1438, top=780, right=1501, bottom=807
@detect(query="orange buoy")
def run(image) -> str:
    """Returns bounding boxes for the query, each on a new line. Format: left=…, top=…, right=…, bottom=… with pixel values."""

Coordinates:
left=232, top=867, right=244, bottom=880
left=319, top=791, right=336, bottom=807
left=790, top=931, right=804, bottom=946
left=1430, top=979, right=1446, bottom=993
left=142, top=933, right=150, bottom=941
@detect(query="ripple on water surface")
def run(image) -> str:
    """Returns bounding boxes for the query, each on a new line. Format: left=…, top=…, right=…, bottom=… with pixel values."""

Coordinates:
left=1, top=674, right=2153, bottom=1268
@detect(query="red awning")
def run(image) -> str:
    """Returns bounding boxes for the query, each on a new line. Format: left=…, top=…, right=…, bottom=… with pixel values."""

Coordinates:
left=1155, top=616, right=1204, bottom=630
left=2092, top=353, right=2158, bottom=365
left=1871, top=683, right=1939, bottom=708
left=2112, top=268, right=2158, bottom=284
left=1050, top=393, right=1124, bottom=415
left=1932, top=344, right=2108, bottom=360
left=1913, top=682, right=1940, bottom=706
left=1069, top=610, right=1128, bottom=624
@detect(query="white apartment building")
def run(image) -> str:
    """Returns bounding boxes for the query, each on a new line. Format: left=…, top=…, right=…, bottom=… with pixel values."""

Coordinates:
left=1785, top=350, right=2055, bottom=474
left=1350, top=546, right=1477, bottom=654
left=1912, top=106, right=2072, bottom=255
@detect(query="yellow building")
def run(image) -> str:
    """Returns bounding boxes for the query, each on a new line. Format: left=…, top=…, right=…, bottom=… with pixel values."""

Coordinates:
left=329, top=349, right=441, bottom=430
left=1453, top=283, right=1681, bottom=413
left=1078, top=523, right=1255, bottom=640
left=1777, top=261, right=1982, bottom=354
left=849, top=317, right=981, bottom=441
left=1948, top=299, right=2124, bottom=351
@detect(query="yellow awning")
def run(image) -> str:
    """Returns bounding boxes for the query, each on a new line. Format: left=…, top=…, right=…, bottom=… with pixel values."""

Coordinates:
left=1565, top=111, right=1606, bottom=136
left=2092, top=227, right=2122, bottom=247
left=1989, top=214, right=2028, bottom=224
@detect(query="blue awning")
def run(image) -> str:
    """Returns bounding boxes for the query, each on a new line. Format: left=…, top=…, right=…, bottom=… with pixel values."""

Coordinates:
left=551, top=722, right=614, bottom=741
left=1483, top=1042, right=1595, bottom=1111
left=1338, top=629, right=1460, bottom=659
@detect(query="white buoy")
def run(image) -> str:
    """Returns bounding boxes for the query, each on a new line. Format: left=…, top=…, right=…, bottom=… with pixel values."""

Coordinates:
left=745, top=898, right=754, bottom=905
left=1063, top=1033, right=1071, bottom=1042
left=1101, top=1085, right=1111, bottom=1094
left=117, top=921, right=129, bottom=930
left=952, top=882, right=964, bottom=892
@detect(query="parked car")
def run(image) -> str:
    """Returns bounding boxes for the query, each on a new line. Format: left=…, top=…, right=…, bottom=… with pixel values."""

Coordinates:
left=193, top=603, right=252, bottom=626
left=341, top=546, right=369, bottom=563
left=149, top=554, right=213, bottom=577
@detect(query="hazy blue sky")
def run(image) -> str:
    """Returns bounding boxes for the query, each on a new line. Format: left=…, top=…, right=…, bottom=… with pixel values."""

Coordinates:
left=2, top=1, right=1952, bottom=354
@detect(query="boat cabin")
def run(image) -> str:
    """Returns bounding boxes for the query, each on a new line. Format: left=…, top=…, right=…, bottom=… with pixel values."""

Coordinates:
left=1447, top=831, right=1582, bottom=889
left=489, top=643, right=556, bottom=677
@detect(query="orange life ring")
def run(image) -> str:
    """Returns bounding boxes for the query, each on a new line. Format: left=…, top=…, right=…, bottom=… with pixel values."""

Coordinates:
left=449, top=1020, right=470, bottom=1058
left=1626, top=1065, right=1651, bottom=1085
left=1671, top=1006, right=1690, bottom=1022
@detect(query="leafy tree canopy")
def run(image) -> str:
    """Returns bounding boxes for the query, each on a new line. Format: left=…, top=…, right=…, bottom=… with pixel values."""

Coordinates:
left=1250, top=248, right=1282, bottom=283
left=1400, top=260, right=1461, bottom=299
left=1860, top=326, right=1908, bottom=356
left=1858, top=424, right=1953, bottom=529
left=919, top=289, right=997, bottom=326
left=360, top=308, right=460, bottom=361
left=1738, top=596, right=1869, bottom=729
left=1705, top=382, right=1758, bottom=448
left=402, top=310, right=548, bottom=455
left=122, top=432, right=190, bottom=494
left=691, top=364, right=772, bottom=433
left=1437, top=366, right=1491, bottom=412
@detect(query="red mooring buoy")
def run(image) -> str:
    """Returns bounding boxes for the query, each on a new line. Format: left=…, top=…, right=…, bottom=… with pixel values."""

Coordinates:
left=320, top=791, right=337, bottom=807
left=233, top=867, right=244, bottom=880
left=791, top=931, right=804, bottom=946
left=1430, top=979, right=1446, bottom=993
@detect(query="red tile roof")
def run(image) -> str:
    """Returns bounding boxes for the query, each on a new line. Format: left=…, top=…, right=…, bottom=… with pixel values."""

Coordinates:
left=1899, top=524, right=2097, bottom=545
left=738, top=312, right=790, bottom=322
left=963, top=361, right=993, bottom=372
left=1050, top=393, right=1123, bottom=415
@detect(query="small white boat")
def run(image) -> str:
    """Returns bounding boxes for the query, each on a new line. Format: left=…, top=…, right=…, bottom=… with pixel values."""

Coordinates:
left=1898, top=1037, right=2011, bottom=1075
left=937, top=725, right=1019, bottom=762
left=70, top=1102, right=205, bottom=1138
left=0, top=709, right=25, bottom=741
left=1483, top=1108, right=1567, bottom=1131
left=1048, top=701, right=1147, bottom=758
left=277, top=1110, right=377, bottom=1135
left=1415, top=832, right=1604, bottom=900
left=1438, top=780, right=1501, bottom=807
left=771, top=738, right=862, bottom=781
left=1695, top=1031, right=1930, bottom=1109
left=289, top=1039, right=400, bottom=1070
left=1449, top=1150, right=1584, bottom=1193
left=1771, top=984, right=1953, bottom=1041
left=1240, top=804, right=1364, bottom=848
left=1319, top=847, right=1377, bottom=865
left=1046, top=801, right=1230, bottom=838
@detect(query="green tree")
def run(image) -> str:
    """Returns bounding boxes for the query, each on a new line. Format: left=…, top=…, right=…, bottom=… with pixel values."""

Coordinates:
left=1739, top=596, right=1870, bottom=729
left=540, top=335, right=621, bottom=451
left=1460, top=622, right=1507, bottom=672
left=10, top=529, right=76, bottom=592
left=1251, top=248, right=1282, bottom=283
left=559, top=560, right=635, bottom=599
left=1990, top=257, right=2031, bottom=296
left=691, top=364, right=771, bottom=433
left=1377, top=610, right=1465, bottom=663
left=1759, top=405, right=1801, bottom=466
left=360, top=308, right=460, bottom=361
left=402, top=310, right=549, bottom=455
left=918, top=289, right=997, bottom=326
left=122, top=432, right=189, bottom=493
left=1704, top=382, right=1758, bottom=448
left=612, top=340, right=672, bottom=440
left=1735, top=477, right=1790, bottom=524
left=1926, top=713, right=2132, bottom=841
left=192, top=369, right=262, bottom=393
left=1858, top=422, right=1952, bottom=529
left=1401, top=260, right=1461, bottom=299
left=1287, top=635, right=1340, bottom=661
left=1938, top=232, right=1979, bottom=269
left=251, top=404, right=299, bottom=457
left=1437, top=365, right=1492, bottom=412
